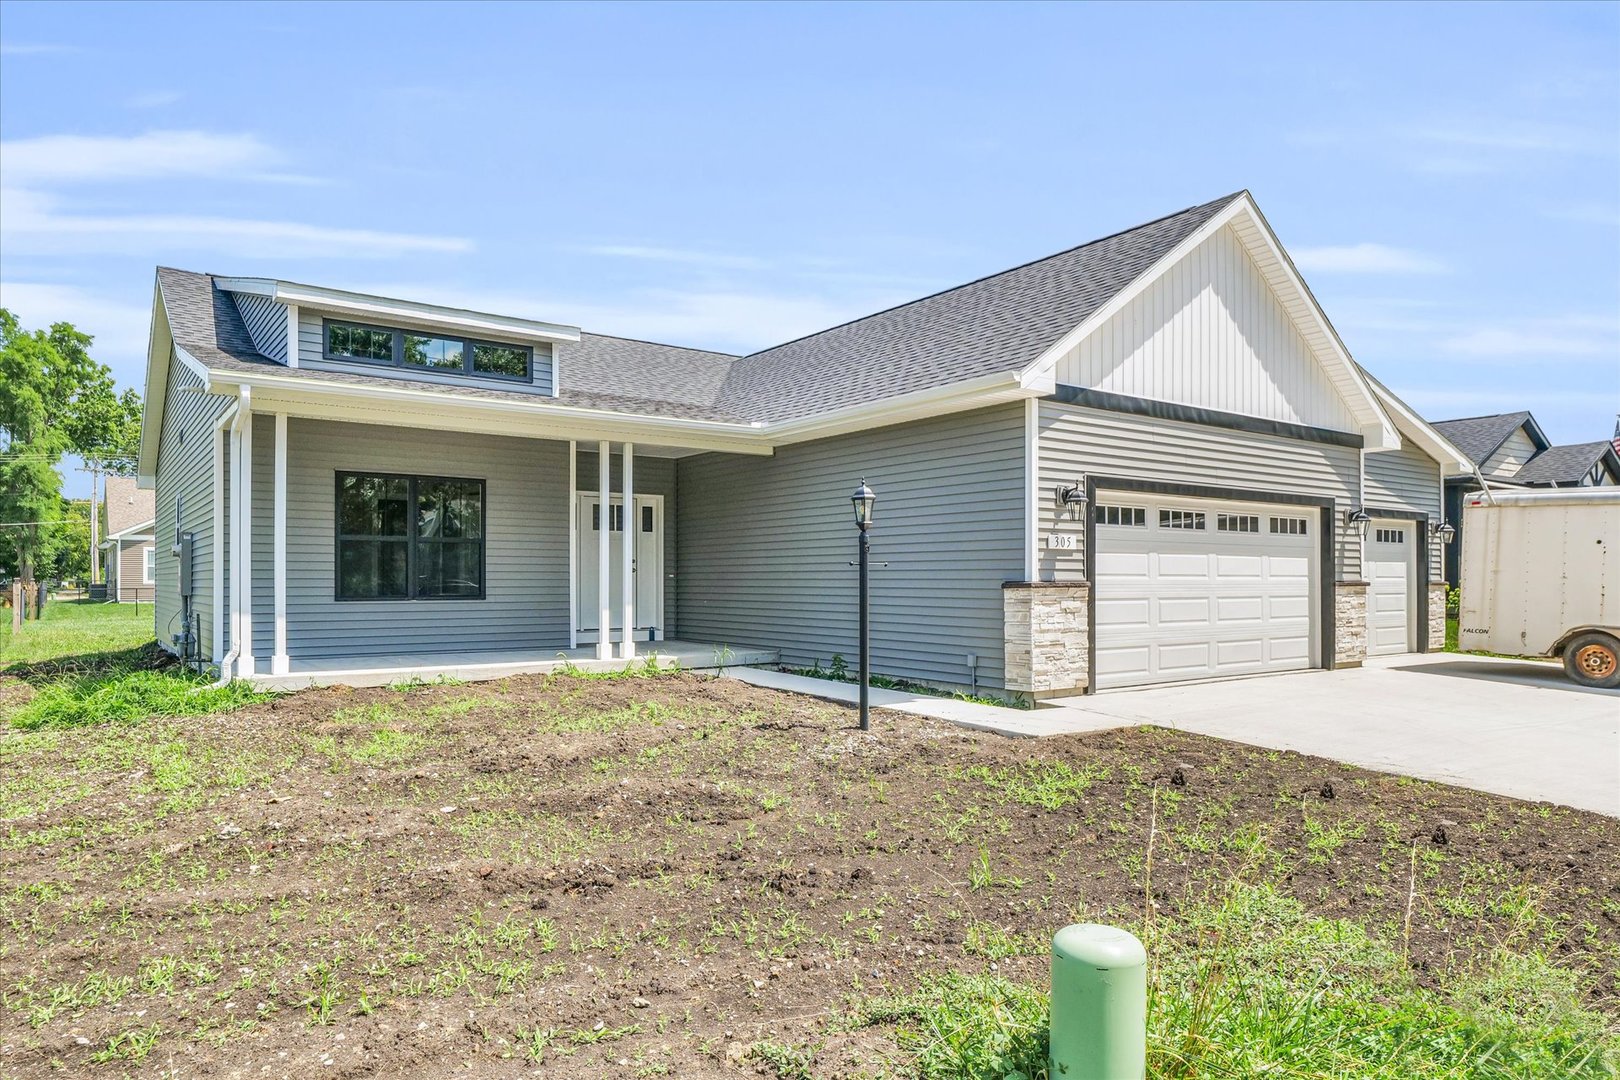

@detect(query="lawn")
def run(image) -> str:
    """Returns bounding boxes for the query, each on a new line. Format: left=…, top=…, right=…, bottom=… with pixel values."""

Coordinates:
left=1, top=604, right=1616, bottom=1077
left=0, top=598, right=153, bottom=668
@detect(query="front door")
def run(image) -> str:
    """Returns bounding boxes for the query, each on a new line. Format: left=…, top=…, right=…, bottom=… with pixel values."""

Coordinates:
left=576, top=494, right=663, bottom=643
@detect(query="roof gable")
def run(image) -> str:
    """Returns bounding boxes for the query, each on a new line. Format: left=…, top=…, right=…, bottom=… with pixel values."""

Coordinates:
left=1513, top=441, right=1620, bottom=485
left=713, top=193, right=1243, bottom=422
left=1430, top=412, right=1549, bottom=467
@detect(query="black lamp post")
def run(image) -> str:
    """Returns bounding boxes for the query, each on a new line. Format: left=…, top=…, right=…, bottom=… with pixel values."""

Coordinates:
left=851, top=479, right=876, bottom=731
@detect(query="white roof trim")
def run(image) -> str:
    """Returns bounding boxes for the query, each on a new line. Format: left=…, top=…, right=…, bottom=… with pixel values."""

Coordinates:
left=1018, top=192, right=1401, bottom=451
left=105, top=521, right=156, bottom=542
left=1361, top=373, right=1473, bottom=475
left=215, top=277, right=581, bottom=344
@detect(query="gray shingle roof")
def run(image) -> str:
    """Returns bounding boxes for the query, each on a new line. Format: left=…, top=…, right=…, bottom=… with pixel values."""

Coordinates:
left=156, top=191, right=1247, bottom=426
left=719, top=193, right=1245, bottom=421
left=1430, top=412, right=1538, bottom=467
left=1512, top=441, right=1617, bottom=485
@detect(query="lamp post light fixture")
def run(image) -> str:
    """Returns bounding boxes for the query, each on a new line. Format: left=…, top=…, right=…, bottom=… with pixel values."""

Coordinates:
left=1345, top=506, right=1372, bottom=540
left=1432, top=520, right=1456, bottom=546
left=851, top=479, right=876, bottom=731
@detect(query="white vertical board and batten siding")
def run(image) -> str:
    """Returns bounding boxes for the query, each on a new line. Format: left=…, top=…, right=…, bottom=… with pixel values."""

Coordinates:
left=230, top=292, right=289, bottom=362
left=295, top=310, right=555, bottom=395
left=1363, top=440, right=1445, bottom=582
left=1054, top=225, right=1360, bottom=433
left=677, top=405, right=1026, bottom=691
left=153, top=358, right=232, bottom=657
left=247, top=417, right=569, bottom=663
left=1037, top=402, right=1362, bottom=582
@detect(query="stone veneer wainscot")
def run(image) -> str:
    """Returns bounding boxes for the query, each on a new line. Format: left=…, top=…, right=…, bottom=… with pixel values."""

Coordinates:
left=1003, top=581, right=1090, bottom=698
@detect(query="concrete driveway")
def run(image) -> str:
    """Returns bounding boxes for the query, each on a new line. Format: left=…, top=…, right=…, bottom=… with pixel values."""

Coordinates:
left=1047, top=653, right=1620, bottom=817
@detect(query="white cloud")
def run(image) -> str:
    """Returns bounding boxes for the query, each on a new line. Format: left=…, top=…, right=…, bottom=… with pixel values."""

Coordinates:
left=1293, top=243, right=1448, bottom=275
left=0, top=188, right=471, bottom=259
left=125, top=90, right=183, bottom=109
left=0, top=130, right=310, bottom=185
left=1440, top=326, right=1614, bottom=358
left=0, top=282, right=153, bottom=385
left=0, top=42, right=80, bottom=56
left=577, top=244, right=766, bottom=270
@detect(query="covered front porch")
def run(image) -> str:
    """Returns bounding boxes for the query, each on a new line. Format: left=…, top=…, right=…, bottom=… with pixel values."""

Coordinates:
left=248, top=639, right=779, bottom=692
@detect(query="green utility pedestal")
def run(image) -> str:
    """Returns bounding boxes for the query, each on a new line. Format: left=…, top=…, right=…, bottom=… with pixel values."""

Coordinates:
left=1050, top=923, right=1146, bottom=1079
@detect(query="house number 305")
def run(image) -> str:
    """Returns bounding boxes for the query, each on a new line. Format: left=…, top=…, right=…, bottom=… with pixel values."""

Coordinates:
left=1047, top=533, right=1077, bottom=550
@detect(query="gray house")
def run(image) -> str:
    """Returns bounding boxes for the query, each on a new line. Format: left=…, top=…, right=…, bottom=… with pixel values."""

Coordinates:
left=138, top=191, right=1470, bottom=696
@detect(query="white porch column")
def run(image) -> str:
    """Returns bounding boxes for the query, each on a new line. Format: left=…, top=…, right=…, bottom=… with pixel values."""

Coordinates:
left=596, top=440, right=611, bottom=660
left=620, top=443, right=635, bottom=659
left=567, top=440, right=577, bottom=649
left=237, top=410, right=255, bottom=677
left=271, top=413, right=289, bottom=676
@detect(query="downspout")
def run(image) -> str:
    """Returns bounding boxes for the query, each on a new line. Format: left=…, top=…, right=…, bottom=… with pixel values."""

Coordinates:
left=203, top=388, right=250, bottom=689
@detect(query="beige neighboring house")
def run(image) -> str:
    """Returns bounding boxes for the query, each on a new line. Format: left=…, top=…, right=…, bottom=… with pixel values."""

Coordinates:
left=102, top=474, right=156, bottom=603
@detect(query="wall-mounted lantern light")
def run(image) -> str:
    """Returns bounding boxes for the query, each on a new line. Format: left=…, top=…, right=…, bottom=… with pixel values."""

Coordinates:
left=1345, top=506, right=1372, bottom=540
left=1056, top=481, right=1088, bottom=514
left=1431, top=520, right=1456, bottom=546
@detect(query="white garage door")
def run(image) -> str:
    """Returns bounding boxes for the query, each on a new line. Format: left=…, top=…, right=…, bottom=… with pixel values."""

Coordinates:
left=1365, top=522, right=1414, bottom=656
left=1093, top=494, right=1318, bottom=689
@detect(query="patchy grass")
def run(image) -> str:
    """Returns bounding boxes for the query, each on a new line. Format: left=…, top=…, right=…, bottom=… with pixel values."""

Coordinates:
left=0, top=607, right=1615, bottom=1076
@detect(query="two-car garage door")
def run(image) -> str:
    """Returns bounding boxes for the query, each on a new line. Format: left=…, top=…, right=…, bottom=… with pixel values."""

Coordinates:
left=1093, top=493, right=1319, bottom=690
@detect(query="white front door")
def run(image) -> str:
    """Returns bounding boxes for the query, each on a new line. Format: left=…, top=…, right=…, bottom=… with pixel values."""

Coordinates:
left=1093, top=494, right=1318, bottom=689
left=1365, top=522, right=1415, bottom=656
left=576, top=494, right=663, bottom=643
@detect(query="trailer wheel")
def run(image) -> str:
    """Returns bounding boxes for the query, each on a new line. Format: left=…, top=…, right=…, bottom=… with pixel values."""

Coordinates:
left=1563, top=632, right=1620, bottom=689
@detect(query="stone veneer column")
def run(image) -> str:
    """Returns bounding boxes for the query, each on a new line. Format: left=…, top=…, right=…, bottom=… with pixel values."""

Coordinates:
left=1003, top=582, right=1090, bottom=698
left=1428, top=583, right=1448, bottom=651
left=1334, top=582, right=1368, bottom=668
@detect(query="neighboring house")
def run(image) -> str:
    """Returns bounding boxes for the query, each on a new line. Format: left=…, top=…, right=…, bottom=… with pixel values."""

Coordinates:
left=138, top=191, right=1472, bottom=697
left=1430, top=412, right=1620, bottom=584
left=101, top=474, right=156, bottom=603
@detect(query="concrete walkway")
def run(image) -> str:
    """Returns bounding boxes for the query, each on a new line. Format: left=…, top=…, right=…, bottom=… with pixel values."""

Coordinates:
left=728, top=655, right=1619, bottom=817
left=1049, top=654, right=1620, bottom=817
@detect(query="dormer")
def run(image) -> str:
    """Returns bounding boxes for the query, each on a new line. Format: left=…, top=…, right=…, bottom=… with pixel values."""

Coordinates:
left=214, top=277, right=580, bottom=397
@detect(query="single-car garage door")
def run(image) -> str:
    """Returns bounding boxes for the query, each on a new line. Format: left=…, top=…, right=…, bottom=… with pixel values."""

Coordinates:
left=1093, top=493, right=1318, bottom=689
left=1365, top=522, right=1415, bottom=655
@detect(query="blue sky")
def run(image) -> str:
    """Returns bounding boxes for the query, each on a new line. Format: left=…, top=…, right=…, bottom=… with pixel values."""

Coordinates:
left=2, top=1, right=1616, bottom=497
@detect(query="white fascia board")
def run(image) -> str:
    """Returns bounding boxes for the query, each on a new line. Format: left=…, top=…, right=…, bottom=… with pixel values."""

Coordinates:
left=208, top=368, right=774, bottom=456
left=214, top=277, right=582, bottom=345
left=137, top=280, right=172, bottom=486
left=106, top=520, right=157, bottom=542
left=1365, top=377, right=1472, bottom=475
left=767, top=371, right=1035, bottom=446
left=1017, top=193, right=1401, bottom=451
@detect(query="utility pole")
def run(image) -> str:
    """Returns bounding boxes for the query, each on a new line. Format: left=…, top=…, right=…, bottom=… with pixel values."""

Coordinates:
left=80, top=460, right=104, bottom=588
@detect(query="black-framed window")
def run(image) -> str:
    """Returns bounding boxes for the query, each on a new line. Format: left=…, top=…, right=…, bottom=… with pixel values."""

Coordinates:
left=336, top=472, right=485, bottom=600
left=323, top=319, right=533, bottom=382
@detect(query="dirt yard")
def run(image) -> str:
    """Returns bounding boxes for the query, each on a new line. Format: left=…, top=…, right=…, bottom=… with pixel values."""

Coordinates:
left=2, top=669, right=1616, bottom=1077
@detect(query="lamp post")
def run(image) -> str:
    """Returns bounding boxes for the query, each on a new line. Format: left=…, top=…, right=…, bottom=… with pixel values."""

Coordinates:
left=851, top=479, right=876, bottom=732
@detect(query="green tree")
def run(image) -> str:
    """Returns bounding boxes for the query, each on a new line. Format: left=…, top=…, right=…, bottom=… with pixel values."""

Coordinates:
left=0, top=310, right=140, bottom=610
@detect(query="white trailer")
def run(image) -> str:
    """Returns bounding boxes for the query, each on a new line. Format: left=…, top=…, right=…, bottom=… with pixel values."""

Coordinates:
left=1458, top=488, right=1620, bottom=687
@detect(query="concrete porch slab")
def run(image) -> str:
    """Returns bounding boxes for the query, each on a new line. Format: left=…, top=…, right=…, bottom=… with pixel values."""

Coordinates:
left=249, top=640, right=777, bottom=692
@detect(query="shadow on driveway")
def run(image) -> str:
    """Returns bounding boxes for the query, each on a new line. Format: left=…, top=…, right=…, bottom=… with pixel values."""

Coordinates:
left=1391, top=658, right=1620, bottom=698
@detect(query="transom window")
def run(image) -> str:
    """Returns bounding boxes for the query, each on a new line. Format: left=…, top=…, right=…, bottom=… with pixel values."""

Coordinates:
left=1217, top=513, right=1260, bottom=533
left=1375, top=527, right=1406, bottom=545
left=1270, top=516, right=1309, bottom=536
left=1095, top=504, right=1146, bottom=527
left=324, top=320, right=533, bottom=382
left=336, top=472, right=485, bottom=600
left=1159, top=509, right=1206, bottom=530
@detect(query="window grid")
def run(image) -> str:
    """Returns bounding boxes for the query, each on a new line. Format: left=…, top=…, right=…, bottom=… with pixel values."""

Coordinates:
left=335, top=471, right=485, bottom=601
left=1269, top=516, right=1309, bottom=536
left=1095, top=504, right=1146, bottom=527
left=1217, top=513, right=1260, bottom=533
left=324, top=319, right=534, bottom=383
left=1375, top=527, right=1406, bottom=545
left=1159, top=509, right=1206, bottom=530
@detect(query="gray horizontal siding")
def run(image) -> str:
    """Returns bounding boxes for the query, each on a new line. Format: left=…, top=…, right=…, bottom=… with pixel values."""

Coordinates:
left=574, top=449, right=678, bottom=635
left=1364, top=440, right=1444, bottom=582
left=153, top=357, right=230, bottom=657
left=677, top=404, right=1026, bottom=691
left=297, top=309, right=555, bottom=395
left=117, top=540, right=154, bottom=603
left=248, top=418, right=569, bottom=663
left=1037, top=400, right=1362, bottom=581
left=231, top=292, right=287, bottom=362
